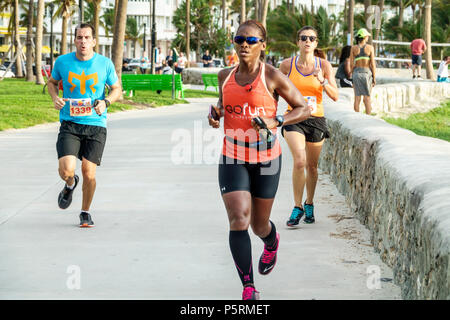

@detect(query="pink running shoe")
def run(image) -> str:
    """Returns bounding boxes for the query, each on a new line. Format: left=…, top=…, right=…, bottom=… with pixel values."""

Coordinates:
left=258, top=232, right=280, bottom=275
left=242, top=286, right=260, bottom=300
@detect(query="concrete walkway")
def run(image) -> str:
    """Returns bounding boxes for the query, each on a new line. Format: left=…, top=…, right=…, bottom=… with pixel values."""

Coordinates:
left=0, top=97, right=401, bottom=300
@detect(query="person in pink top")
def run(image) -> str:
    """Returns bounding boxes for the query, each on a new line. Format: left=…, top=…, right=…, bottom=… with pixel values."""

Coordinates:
left=410, top=38, right=427, bottom=80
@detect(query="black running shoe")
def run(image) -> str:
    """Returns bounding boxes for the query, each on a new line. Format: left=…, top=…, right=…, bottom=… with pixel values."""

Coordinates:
left=58, top=175, right=79, bottom=209
left=258, top=232, right=280, bottom=275
left=79, top=212, right=94, bottom=228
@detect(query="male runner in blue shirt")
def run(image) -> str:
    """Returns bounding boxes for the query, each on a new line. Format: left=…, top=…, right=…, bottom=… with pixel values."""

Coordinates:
left=48, top=23, right=122, bottom=227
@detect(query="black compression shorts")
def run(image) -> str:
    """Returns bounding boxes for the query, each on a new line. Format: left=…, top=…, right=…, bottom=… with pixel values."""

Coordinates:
left=218, top=154, right=282, bottom=199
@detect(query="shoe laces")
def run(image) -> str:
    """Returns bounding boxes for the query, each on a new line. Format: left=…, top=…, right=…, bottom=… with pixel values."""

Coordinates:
left=261, top=245, right=277, bottom=264
left=242, top=286, right=257, bottom=300
left=289, top=207, right=302, bottom=220
left=304, top=203, right=314, bottom=218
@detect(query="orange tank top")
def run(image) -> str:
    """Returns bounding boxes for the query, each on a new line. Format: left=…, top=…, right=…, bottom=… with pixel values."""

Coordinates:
left=286, top=56, right=324, bottom=117
left=222, top=63, right=281, bottom=163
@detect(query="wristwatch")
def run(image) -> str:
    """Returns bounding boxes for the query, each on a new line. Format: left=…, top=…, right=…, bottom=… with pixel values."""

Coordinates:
left=275, top=115, right=284, bottom=127
left=320, top=79, right=328, bottom=87
left=104, top=99, right=111, bottom=108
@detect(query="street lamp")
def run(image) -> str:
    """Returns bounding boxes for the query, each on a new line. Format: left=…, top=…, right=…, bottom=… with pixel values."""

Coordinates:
left=143, top=23, right=146, bottom=57
left=151, top=0, right=156, bottom=74
left=50, top=3, right=54, bottom=72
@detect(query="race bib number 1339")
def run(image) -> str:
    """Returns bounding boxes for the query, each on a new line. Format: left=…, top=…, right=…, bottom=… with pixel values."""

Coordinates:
left=70, top=98, right=92, bottom=116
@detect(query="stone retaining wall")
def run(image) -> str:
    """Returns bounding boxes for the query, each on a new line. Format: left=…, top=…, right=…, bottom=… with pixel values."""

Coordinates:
left=319, top=87, right=450, bottom=299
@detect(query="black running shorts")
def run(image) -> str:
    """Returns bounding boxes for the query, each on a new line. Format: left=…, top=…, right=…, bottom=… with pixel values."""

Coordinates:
left=218, top=154, right=282, bottom=199
left=56, top=121, right=107, bottom=166
left=282, top=117, right=330, bottom=143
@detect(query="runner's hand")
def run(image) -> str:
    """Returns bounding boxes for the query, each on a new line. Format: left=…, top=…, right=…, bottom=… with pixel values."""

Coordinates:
left=372, top=78, right=376, bottom=86
left=251, top=116, right=278, bottom=131
left=53, top=97, right=67, bottom=110
left=94, top=100, right=106, bottom=115
left=313, top=67, right=325, bottom=84
left=207, top=106, right=220, bottom=129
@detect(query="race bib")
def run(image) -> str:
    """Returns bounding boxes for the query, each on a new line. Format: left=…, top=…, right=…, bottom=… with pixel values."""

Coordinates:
left=305, top=96, right=317, bottom=114
left=69, top=98, right=93, bottom=117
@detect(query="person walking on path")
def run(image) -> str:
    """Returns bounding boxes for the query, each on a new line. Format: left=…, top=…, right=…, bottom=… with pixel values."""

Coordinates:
left=410, top=38, right=427, bottom=80
left=437, top=56, right=449, bottom=83
left=47, top=23, right=121, bottom=228
left=335, top=45, right=353, bottom=88
left=279, top=26, right=338, bottom=227
left=349, top=28, right=376, bottom=115
left=208, top=20, right=310, bottom=300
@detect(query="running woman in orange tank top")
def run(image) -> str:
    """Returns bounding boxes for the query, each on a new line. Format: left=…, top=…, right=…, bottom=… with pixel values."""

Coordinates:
left=207, top=20, right=310, bottom=300
left=279, top=26, right=338, bottom=227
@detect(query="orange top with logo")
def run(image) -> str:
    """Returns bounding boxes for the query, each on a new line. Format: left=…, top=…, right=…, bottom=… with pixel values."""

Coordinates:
left=222, top=63, right=281, bottom=163
left=286, top=56, right=324, bottom=117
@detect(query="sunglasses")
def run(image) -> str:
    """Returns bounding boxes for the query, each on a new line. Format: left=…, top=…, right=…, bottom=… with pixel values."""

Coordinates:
left=299, top=35, right=317, bottom=42
left=234, top=36, right=264, bottom=45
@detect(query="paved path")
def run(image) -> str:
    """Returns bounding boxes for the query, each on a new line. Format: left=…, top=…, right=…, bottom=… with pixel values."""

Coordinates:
left=0, top=97, right=401, bottom=300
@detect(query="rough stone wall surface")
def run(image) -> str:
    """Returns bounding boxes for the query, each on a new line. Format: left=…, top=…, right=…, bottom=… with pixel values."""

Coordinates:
left=319, top=91, right=450, bottom=299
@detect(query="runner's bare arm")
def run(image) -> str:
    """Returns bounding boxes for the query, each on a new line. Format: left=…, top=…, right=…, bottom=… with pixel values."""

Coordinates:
left=369, top=46, right=376, bottom=84
left=321, top=59, right=339, bottom=101
left=47, top=76, right=65, bottom=110
left=208, top=68, right=233, bottom=128
left=93, top=81, right=122, bottom=115
left=278, top=58, right=292, bottom=76
left=263, top=64, right=310, bottom=129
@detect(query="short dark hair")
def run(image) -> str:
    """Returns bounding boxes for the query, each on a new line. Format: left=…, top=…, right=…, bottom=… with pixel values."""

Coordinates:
left=297, top=26, right=318, bottom=42
left=75, top=23, right=96, bottom=38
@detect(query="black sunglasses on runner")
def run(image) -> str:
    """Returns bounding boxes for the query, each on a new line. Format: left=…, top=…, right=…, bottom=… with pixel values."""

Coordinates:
left=300, top=35, right=317, bottom=42
left=234, top=36, right=264, bottom=45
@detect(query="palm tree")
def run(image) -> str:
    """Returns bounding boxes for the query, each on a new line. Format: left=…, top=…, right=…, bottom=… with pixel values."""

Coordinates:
left=53, top=0, right=76, bottom=56
left=87, top=0, right=102, bottom=52
left=111, top=0, right=127, bottom=92
left=35, top=0, right=45, bottom=84
left=348, top=0, right=355, bottom=44
left=25, top=0, right=34, bottom=81
left=125, top=17, right=142, bottom=58
left=424, top=0, right=433, bottom=80
left=240, top=0, right=245, bottom=23
left=0, top=0, right=23, bottom=77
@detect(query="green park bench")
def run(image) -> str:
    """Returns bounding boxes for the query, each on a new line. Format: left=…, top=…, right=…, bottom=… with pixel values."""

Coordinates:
left=121, top=74, right=185, bottom=98
left=201, top=73, right=219, bottom=91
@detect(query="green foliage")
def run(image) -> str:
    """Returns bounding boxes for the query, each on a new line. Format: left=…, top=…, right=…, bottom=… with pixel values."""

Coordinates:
left=266, top=3, right=338, bottom=58
left=383, top=100, right=450, bottom=142
left=172, top=0, right=230, bottom=59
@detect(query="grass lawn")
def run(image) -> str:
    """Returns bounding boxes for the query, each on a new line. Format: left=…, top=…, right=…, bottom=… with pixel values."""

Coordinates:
left=383, top=99, right=450, bottom=142
left=0, top=78, right=218, bottom=131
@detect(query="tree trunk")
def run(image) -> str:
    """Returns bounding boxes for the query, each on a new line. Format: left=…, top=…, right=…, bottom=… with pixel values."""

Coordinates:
left=374, top=0, right=384, bottom=54
left=348, top=0, right=354, bottom=45
left=241, top=0, right=246, bottom=23
left=26, top=0, right=34, bottom=81
left=35, top=0, right=45, bottom=85
left=93, top=0, right=101, bottom=52
left=222, top=0, right=226, bottom=30
left=14, top=0, right=23, bottom=77
left=424, top=0, right=434, bottom=80
left=364, top=0, right=373, bottom=46
left=186, top=0, right=190, bottom=67
left=255, top=0, right=259, bottom=21
left=61, top=15, right=68, bottom=55
left=396, top=0, right=404, bottom=68
left=261, top=0, right=269, bottom=28
left=111, top=0, right=128, bottom=94
left=311, top=0, right=314, bottom=14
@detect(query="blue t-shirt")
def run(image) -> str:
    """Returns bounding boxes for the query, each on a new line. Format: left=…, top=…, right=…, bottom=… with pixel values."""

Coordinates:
left=51, top=52, right=118, bottom=128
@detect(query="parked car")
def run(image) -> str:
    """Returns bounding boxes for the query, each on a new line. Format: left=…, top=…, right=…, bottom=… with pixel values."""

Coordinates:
left=0, top=64, right=14, bottom=78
